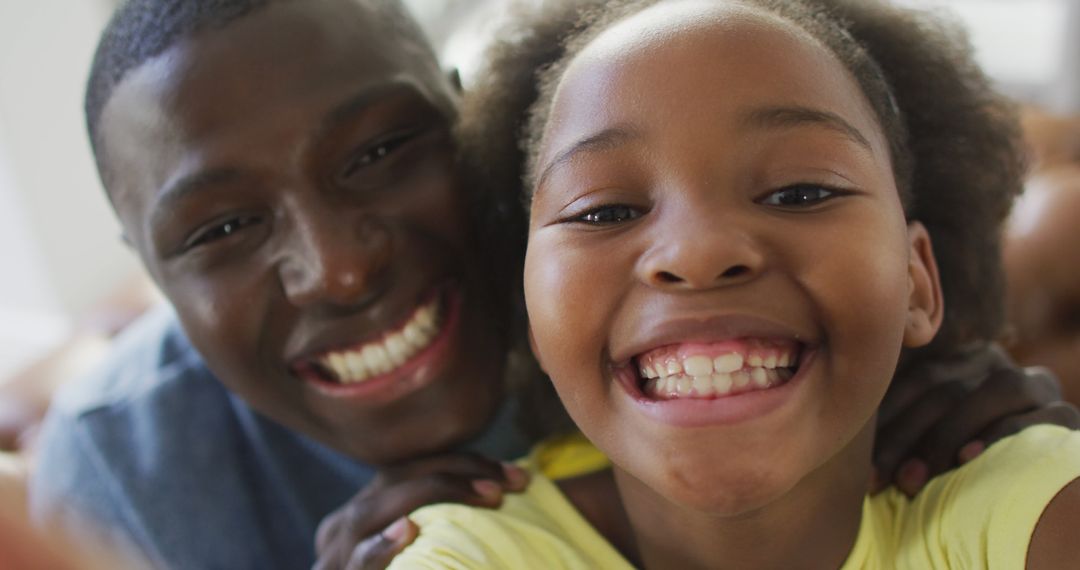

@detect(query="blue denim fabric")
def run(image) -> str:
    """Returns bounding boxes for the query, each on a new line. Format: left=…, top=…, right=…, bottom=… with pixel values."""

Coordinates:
left=29, top=305, right=530, bottom=569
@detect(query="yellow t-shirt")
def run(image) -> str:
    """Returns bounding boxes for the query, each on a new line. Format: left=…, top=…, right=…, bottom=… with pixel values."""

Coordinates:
left=390, top=426, right=1080, bottom=569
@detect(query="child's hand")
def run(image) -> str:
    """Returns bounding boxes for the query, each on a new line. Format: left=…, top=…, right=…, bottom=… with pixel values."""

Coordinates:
left=312, top=453, right=529, bottom=570
left=873, top=344, right=1079, bottom=497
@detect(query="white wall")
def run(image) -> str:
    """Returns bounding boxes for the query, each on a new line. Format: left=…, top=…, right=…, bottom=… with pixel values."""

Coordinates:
left=0, top=0, right=145, bottom=378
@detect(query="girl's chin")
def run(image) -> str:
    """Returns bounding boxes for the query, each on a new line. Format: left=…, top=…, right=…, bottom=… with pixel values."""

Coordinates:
left=622, top=458, right=802, bottom=516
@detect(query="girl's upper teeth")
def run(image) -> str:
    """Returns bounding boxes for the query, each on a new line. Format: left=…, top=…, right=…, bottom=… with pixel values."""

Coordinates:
left=635, top=340, right=801, bottom=400
left=639, top=344, right=797, bottom=380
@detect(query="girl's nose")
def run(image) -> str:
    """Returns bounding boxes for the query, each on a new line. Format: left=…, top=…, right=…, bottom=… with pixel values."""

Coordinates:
left=278, top=213, right=392, bottom=309
left=636, top=207, right=765, bottom=291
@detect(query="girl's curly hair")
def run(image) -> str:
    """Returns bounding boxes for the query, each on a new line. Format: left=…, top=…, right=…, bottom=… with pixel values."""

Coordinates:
left=459, top=0, right=1025, bottom=359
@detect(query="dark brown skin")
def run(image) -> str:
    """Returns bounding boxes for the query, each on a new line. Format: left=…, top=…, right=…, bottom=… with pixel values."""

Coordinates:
left=874, top=344, right=1079, bottom=496
left=1004, top=168, right=1080, bottom=407
left=313, top=454, right=529, bottom=570
left=97, top=0, right=509, bottom=465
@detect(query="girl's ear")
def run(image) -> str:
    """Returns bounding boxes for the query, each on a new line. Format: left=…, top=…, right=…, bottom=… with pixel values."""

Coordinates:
left=903, top=221, right=944, bottom=348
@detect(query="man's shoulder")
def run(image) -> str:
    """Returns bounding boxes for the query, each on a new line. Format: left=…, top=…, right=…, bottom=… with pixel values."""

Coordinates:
left=49, top=304, right=219, bottom=419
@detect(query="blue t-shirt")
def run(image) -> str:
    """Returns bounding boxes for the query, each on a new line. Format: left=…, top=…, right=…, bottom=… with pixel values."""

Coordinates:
left=29, top=305, right=530, bottom=569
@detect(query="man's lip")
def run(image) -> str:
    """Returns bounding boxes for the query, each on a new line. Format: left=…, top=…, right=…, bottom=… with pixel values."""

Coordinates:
left=285, top=283, right=451, bottom=364
left=610, top=314, right=815, bottom=364
left=292, top=287, right=464, bottom=402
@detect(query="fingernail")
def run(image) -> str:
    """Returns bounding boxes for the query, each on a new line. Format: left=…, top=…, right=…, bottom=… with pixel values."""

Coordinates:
left=958, top=440, right=986, bottom=464
left=472, top=479, right=502, bottom=499
left=382, top=518, right=410, bottom=542
left=502, top=463, right=530, bottom=489
left=898, top=459, right=928, bottom=493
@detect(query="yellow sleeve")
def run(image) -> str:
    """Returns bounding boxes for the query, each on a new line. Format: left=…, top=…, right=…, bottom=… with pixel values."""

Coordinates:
left=389, top=463, right=631, bottom=570
left=527, top=431, right=610, bottom=481
left=897, top=425, right=1080, bottom=569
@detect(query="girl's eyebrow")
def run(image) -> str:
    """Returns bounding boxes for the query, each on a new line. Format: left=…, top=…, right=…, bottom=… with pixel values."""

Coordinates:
left=535, top=125, right=641, bottom=193
left=534, top=105, right=871, bottom=196
left=743, top=105, right=872, bottom=151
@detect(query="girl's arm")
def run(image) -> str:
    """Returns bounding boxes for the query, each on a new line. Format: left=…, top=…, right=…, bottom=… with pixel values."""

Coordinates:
left=1028, top=477, right=1080, bottom=567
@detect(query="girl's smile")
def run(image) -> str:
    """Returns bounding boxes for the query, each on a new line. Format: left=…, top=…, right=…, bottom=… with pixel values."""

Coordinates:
left=609, top=316, right=814, bottom=427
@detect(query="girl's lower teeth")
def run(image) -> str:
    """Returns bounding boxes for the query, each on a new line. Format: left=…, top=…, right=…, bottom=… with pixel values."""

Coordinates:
left=644, top=367, right=795, bottom=400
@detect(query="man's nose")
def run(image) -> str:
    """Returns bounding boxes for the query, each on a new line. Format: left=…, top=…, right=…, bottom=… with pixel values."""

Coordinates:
left=277, top=211, right=392, bottom=309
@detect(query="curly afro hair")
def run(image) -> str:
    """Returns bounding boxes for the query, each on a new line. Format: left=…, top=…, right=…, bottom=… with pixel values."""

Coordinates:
left=459, top=0, right=1025, bottom=359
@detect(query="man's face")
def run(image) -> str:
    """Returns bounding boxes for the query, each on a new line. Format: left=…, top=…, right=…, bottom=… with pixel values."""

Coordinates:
left=97, top=0, right=507, bottom=463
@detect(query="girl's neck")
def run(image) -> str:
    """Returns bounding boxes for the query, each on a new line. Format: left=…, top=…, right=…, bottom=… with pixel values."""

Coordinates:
left=574, top=424, right=874, bottom=569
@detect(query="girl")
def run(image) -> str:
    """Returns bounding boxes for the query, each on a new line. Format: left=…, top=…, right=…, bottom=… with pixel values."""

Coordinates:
left=386, top=0, right=1080, bottom=567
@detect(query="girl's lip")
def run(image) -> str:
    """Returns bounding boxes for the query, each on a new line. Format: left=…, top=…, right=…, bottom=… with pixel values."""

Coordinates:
left=293, top=286, right=464, bottom=405
left=617, top=346, right=819, bottom=428
left=610, top=314, right=813, bottom=365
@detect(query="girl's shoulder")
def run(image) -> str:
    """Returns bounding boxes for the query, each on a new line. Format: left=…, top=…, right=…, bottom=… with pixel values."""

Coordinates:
left=849, top=425, right=1080, bottom=569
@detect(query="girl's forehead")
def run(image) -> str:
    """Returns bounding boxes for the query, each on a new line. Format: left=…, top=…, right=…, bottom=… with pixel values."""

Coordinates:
left=541, top=0, right=888, bottom=165
left=579, top=0, right=804, bottom=62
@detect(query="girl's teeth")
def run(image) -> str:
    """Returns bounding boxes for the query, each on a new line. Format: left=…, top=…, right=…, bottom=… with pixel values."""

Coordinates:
left=713, top=372, right=733, bottom=394
left=751, top=367, right=769, bottom=388
left=635, top=342, right=801, bottom=400
left=713, top=353, right=744, bottom=373
left=692, top=375, right=715, bottom=396
left=684, top=355, right=713, bottom=376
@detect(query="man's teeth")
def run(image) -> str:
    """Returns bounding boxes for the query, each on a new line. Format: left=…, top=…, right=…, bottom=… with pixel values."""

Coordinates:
left=638, top=346, right=798, bottom=400
left=317, top=298, right=441, bottom=384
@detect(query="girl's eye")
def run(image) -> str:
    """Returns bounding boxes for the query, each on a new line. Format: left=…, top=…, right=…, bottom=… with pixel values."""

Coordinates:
left=574, top=205, right=642, bottom=225
left=341, top=130, right=419, bottom=179
left=760, top=184, right=838, bottom=207
left=184, top=215, right=263, bottom=251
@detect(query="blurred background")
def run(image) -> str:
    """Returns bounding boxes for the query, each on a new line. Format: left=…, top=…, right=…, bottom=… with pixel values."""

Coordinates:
left=0, top=0, right=1077, bottom=388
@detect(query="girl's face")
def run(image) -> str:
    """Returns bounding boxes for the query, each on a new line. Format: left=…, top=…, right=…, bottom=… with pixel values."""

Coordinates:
left=525, top=1, right=941, bottom=514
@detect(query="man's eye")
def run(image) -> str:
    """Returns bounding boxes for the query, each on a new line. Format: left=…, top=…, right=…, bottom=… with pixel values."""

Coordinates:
left=760, top=184, right=838, bottom=207
left=575, top=205, right=642, bottom=224
left=341, top=130, right=419, bottom=179
left=184, top=215, right=262, bottom=250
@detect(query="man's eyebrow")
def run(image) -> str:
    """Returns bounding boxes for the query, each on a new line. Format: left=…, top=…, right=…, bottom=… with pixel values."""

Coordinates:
left=149, top=83, right=423, bottom=229
left=744, top=105, right=872, bottom=151
left=313, top=81, right=430, bottom=140
left=535, top=126, right=641, bottom=192
left=150, top=168, right=242, bottom=229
